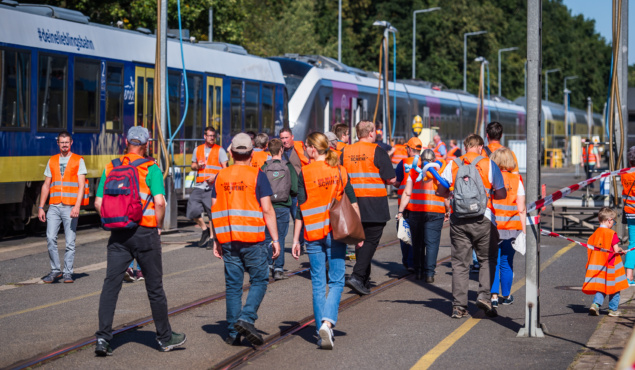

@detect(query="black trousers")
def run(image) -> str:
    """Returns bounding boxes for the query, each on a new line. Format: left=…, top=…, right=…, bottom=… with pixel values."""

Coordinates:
left=96, top=226, right=172, bottom=343
left=352, top=222, right=386, bottom=284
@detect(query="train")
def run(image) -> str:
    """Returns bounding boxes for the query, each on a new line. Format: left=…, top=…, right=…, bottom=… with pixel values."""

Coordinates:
left=0, top=2, right=605, bottom=235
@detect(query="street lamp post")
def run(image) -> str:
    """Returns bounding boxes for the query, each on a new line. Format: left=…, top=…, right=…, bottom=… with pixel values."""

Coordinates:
left=544, top=68, right=560, bottom=101
left=476, top=56, right=490, bottom=131
left=497, top=46, right=518, bottom=97
left=463, top=30, right=488, bottom=92
left=563, top=75, right=578, bottom=154
left=564, top=75, right=578, bottom=92
left=412, top=7, right=441, bottom=79
left=373, top=21, right=398, bottom=142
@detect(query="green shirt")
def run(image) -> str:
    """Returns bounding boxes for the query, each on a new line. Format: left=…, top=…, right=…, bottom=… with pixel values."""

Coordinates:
left=261, top=159, right=298, bottom=209
left=96, top=163, right=165, bottom=197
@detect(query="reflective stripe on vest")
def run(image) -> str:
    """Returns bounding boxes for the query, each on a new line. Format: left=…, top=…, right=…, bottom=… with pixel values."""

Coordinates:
left=621, top=173, right=635, bottom=214
left=392, top=145, right=408, bottom=164
left=492, top=171, right=522, bottom=230
left=433, top=142, right=446, bottom=159
left=342, top=141, right=387, bottom=198
left=582, top=227, right=629, bottom=295
left=397, top=157, right=415, bottom=207
left=211, top=165, right=266, bottom=244
left=300, top=162, right=348, bottom=241
left=49, top=153, right=86, bottom=206
left=446, top=147, right=460, bottom=160
left=195, top=144, right=222, bottom=182
left=408, top=170, right=445, bottom=213
left=582, top=145, right=597, bottom=164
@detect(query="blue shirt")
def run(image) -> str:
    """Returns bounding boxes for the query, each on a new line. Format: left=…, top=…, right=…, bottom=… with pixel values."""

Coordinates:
left=395, top=161, right=405, bottom=184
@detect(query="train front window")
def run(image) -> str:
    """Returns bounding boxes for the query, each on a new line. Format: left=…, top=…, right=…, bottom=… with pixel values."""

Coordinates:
left=73, top=59, right=100, bottom=131
left=245, top=82, right=259, bottom=133
left=105, top=64, right=123, bottom=132
left=261, top=85, right=274, bottom=135
left=38, top=54, right=67, bottom=130
left=0, top=48, right=30, bottom=129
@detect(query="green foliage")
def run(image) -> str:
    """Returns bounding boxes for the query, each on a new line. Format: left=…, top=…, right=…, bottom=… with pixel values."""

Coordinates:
left=32, top=0, right=614, bottom=111
left=629, top=64, right=635, bottom=87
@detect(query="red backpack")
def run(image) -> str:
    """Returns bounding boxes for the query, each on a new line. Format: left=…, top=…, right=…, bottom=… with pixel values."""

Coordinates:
left=101, top=157, right=152, bottom=230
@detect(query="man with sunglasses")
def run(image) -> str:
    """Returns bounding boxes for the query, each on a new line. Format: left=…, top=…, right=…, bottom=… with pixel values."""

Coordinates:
left=188, top=127, right=228, bottom=248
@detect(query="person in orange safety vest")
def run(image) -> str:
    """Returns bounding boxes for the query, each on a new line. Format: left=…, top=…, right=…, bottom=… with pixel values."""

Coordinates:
left=581, top=138, right=600, bottom=188
left=583, top=207, right=628, bottom=317
left=188, top=127, right=228, bottom=248
left=333, top=123, right=349, bottom=152
left=620, top=148, right=635, bottom=286
left=391, top=137, right=408, bottom=165
left=251, top=133, right=271, bottom=169
left=446, top=140, right=461, bottom=161
left=211, top=132, right=280, bottom=347
left=38, top=131, right=87, bottom=284
left=432, top=135, right=447, bottom=160
left=481, top=121, right=519, bottom=174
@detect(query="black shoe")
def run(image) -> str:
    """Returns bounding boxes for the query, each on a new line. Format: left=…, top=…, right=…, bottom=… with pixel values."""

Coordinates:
left=476, top=299, right=498, bottom=318
left=199, top=229, right=210, bottom=247
left=273, top=270, right=288, bottom=280
left=95, top=338, right=112, bottom=356
left=425, top=276, right=434, bottom=284
left=345, top=277, right=370, bottom=295
left=157, top=332, right=187, bottom=352
left=415, top=270, right=424, bottom=280
left=234, top=320, right=264, bottom=346
left=225, top=334, right=242, bottom=346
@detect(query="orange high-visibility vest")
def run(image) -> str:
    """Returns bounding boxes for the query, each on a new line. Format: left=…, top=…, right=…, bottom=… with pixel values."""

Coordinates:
left=582, top=227, right=628, bottom=295
left=482, top=142, right=520, bottom=173
left=451, top=152, right=494, bottom=216
left=336, top=141, right=347, bottom=151
left=391, top=144, right=408, bottom=165
left=408, top=161, right=446, bottom=213
left=195, top=144, right=222, bottom=183
left=294, top=141, right=310, bottom=166
left=105, top=154, right=156, bottom=227
left=446, top=146, right=460, bottom=161
left=300, top=161, right=348, bottom=241
left=49, top=153, right=89, bottom=206
left=211, top=165, right=266, bottom=244
left=397, top=157, right=415, bottom=208
left=342, top=141, right=387, bottom=198
left=621, top=172, right=635, bottom=215
left=492, top=171, right=522, bottom=230
left=433, top=141, right=446, bottom=160
left=582, top=145, right=597, bottom=165
left=251, top=150, right=271, bottom=169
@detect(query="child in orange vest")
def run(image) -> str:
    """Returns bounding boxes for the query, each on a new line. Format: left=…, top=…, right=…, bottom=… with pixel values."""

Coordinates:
left=583, top=207, right=628, bottom=317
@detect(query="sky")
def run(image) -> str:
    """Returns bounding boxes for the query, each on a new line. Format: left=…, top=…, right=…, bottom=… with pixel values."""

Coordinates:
left=562, top=0, right=634, bottom=65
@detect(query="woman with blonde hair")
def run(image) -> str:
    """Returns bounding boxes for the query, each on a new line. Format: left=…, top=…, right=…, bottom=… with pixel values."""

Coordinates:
left=292, top=132, right=360, bottom=350
left=489, top=147, right=526, bottom=307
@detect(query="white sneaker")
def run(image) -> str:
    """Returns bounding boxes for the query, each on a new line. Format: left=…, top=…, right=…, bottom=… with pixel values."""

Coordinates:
left=318, top=322, right=334, bottom=350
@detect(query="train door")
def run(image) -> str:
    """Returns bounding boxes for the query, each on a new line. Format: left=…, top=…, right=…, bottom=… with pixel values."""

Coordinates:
left=207, top=76, right=222, bottom=143
left=134, top=66, right=155, bottom=154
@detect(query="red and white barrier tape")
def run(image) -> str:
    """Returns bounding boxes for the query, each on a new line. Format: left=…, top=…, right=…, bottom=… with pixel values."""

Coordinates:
left=527, top=166, right=635, bottom=213
left=539, top=229, right=635, bottom=253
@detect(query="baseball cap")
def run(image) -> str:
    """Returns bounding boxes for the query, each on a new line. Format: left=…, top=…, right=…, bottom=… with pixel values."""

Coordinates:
left=406, top=137, right=423, bottom=150
left=231, top=133, right=253, bottom=154
left=325, top=132, right=338, bottom=143
left=127, top=126, right=150, bottom=145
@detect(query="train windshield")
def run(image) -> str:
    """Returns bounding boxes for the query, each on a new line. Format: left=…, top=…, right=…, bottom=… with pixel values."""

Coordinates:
left=269, top=57, right=312, bottom=100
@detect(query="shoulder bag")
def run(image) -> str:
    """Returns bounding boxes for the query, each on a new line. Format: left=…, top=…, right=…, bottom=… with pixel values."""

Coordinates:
left=329, top=166, right=365, bottom=244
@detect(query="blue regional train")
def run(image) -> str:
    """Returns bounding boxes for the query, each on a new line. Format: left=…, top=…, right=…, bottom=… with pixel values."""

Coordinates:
left=0, top=2, right=604, bottom=235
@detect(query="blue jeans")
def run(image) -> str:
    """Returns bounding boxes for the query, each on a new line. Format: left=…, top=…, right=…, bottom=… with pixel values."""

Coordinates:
left=290, top=196, right=305, bottom=245
left=265, top=207, right=290, bottom=272
left=306, top=233, right=346, bottom=334
left=625, top=219, right=635, bottom=270
left=593, top=291, right=620, bottom=311
left=222, top=242, right=269, bottom=337
left=410, top=212, right=444, bottom=277
left=46, top=205, right=78, bottom=274
left=491, top=239, right=516, bottom=297
left=396, top=213, right=413, bottom=268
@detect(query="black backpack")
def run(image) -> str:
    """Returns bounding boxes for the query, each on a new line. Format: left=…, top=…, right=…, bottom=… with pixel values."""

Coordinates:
left=264, top=159, right=292, bottom=203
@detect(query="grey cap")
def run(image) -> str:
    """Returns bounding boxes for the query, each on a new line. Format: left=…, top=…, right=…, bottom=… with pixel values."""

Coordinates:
left=325, top=132, right=338, bottom=143
left=231, top=133, right=253, bottom=154
left=127, top=126, right=150, bottom=145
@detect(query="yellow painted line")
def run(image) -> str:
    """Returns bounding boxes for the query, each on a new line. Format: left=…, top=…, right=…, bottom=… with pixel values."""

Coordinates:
left=0, top=254, right=213, bottom=320
left=411, top=242, right=576, bottom=370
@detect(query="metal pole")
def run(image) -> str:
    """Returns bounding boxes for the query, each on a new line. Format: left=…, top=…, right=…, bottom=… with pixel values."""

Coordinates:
left=463, top=31, right=487, bottom=92
left=412, top=8, right=441, bottom=79
left=497, top=47, right=518, bottom=97
left=338, top=0, right=341, bottom=63
left=518, top=0, right=544, bottom=338
left=161, top=0, right=167, bottom=141
left=208, top=7, right=213, bottom=42
left=544, top=68, right=560, bottom=102
left=382, top=29, right=387, bottom=140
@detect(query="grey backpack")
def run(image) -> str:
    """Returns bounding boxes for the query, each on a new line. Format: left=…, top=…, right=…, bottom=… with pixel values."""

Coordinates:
left=451, top=156, right=488, bottom=218
left=264, top=159, right=291, bottom=203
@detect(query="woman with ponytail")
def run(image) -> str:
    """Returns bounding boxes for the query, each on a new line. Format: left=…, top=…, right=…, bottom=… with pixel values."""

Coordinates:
left=292, top=132, right=359, bottom=350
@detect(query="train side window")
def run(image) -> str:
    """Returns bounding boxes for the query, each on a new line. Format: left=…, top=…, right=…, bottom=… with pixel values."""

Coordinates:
left=38, top=54, right=67, bottom=131
left=73, top=58, right=100, bottom=132
left=168, top=72, right=180, bottom=135
left=184, top=74, right=203, bottom=139
left=105, top=64, right=123, bottom=132
left=230, top=80, right=242, bottom=136
left=0, top=48, right=30, bottom=130
left=261, top=84, right=274, bottom=135
left=244, top=82, right=259, bottom=133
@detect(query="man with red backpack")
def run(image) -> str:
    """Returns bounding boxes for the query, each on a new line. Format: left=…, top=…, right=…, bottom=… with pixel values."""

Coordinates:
left=94, top=126, right=186, bottom=356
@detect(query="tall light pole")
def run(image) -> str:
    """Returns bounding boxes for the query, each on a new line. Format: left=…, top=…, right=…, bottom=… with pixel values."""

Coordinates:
left=412, top=7, right=441, bottom=79
left=338, top=0, right=341, bottom=63
left=563, top=75, right=578, bottom=152
left=564, top=75, right=578, bottom=92
left=497, top=46, right=518, bottom=97
left=544, top=68, right=560, bottom=101
left=373, top=21, right=398, bottom=142
left=463, top=30, right=487, bottom=92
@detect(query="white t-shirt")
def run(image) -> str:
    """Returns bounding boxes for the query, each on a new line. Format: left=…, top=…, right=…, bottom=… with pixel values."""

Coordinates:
left=192, top=145, right=228, bottom=190
left=44, top=153, right=88, bottom=207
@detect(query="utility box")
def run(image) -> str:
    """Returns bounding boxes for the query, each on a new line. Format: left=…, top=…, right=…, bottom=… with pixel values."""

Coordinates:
left=571, top=135, right=581, bottom=165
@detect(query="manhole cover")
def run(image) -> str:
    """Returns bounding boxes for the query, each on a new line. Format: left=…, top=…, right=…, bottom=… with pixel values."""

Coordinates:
left=554, top=286, right=583, bottom=291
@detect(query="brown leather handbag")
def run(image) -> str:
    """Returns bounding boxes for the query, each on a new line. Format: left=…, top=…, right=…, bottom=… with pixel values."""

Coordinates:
left=330, top=166, right=365, bottom=244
